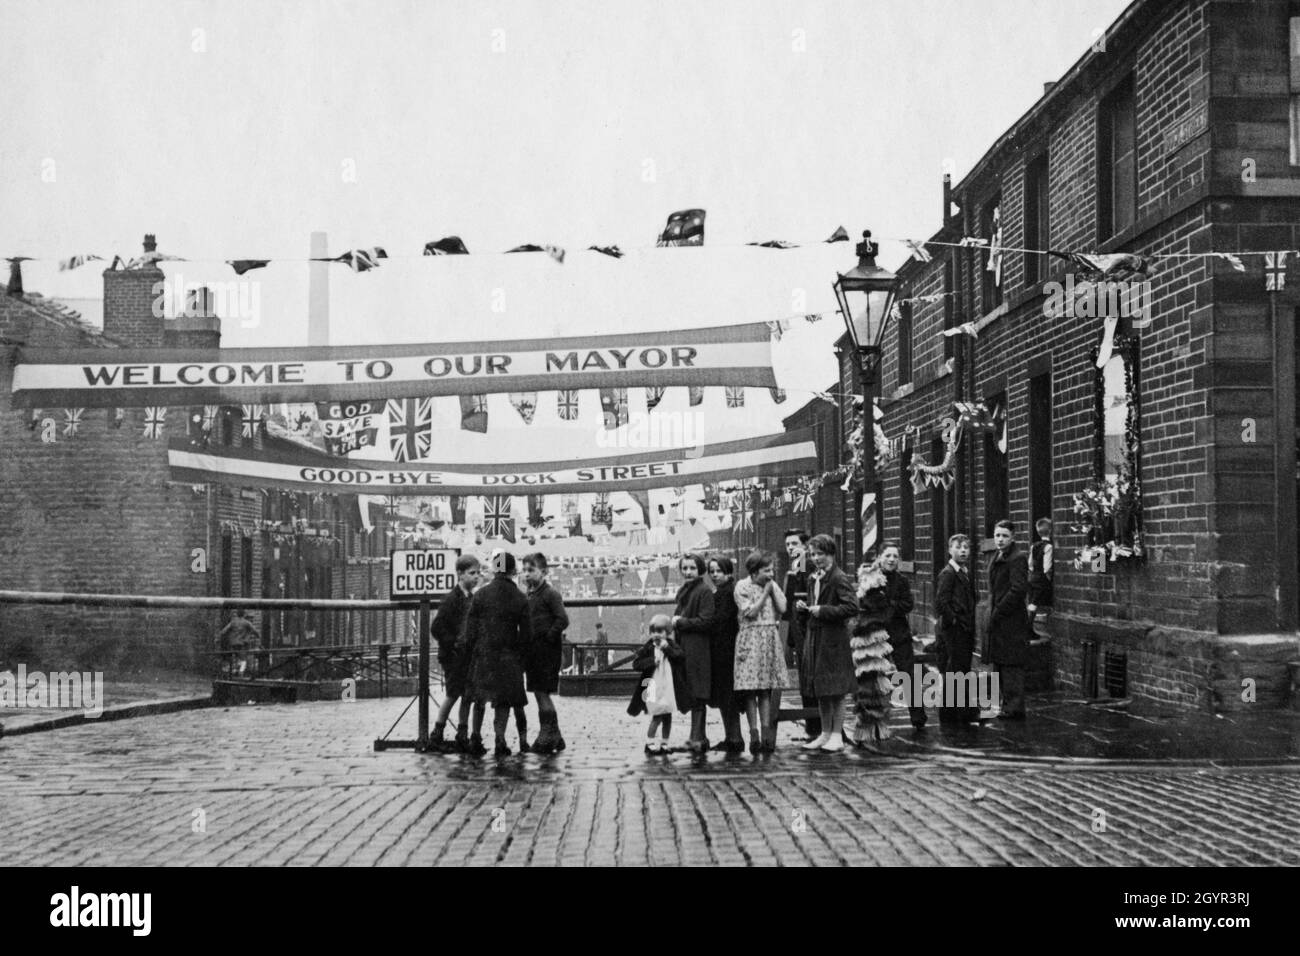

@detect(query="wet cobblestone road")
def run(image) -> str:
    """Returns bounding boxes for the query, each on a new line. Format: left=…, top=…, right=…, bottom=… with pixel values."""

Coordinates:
left=2, top=696, right=1297, bottom=866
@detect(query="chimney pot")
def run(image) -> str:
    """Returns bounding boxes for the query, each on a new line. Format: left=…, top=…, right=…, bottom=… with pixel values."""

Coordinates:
left=1043, top=81, right=1056, bottom=95
left=143, top=234, right=157, bottom=253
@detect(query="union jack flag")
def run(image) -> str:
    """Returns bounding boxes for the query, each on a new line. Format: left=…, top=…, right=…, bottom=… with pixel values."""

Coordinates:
left=688, top=386, right=704, bottom=407
left=557, top=390, right=581, bottom=421
left=725, top=386, right=745, bottom=408
left=143, top=407, right=167, bottom=439
left=481, top=495, right=515, bottom=542
left=795, top=485, right=816, bottom=512
left=387, top=398, right=433, bottom=462
left=1265, top=251, right=1289, bottom=291
left=203, top=405, right=220, bottom=432
left=62, top=408, right=83, bottom=437
left=241, top=405, right=263, bottom=437
left=600, top=387, right=628, bottom=429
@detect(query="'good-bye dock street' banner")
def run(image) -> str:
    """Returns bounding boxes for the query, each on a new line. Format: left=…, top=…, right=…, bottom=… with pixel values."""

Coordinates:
left=10, top=323, right=775, bottom=409
left=167, top=429, right=818, bottom=496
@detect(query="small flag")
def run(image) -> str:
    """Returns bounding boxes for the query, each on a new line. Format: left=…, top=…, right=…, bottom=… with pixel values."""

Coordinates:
left=825, top=226, right=850, bottom=243
left=724, top=386, right=745, bottom=408
left=769, top=387, right=787, bottom=404
left=110, top=407, right=125, bottom=429
left=688, top=386, right=704, bottom=407
left=557, top=389, right=580, bottom=422
left=386, top=397, right=433, bottom=461
left=226, top=259, right=269, bottom=275
left=482, top=496, right=515, bottom=543
left=942, top=321, right=980, bottom=338
left=958, top=237, right=989, bottom=248
left=1265, top=251, right=1289, bottom=291
left=600, top=387, right=628, bottom=429
left=460, top=394, right=488, bottom=433
left=58, top=254, right=104, bottom=272
left=987, top=204, right=1003, bottom=287
left=766, top=318, right=791, bottom=341
left=543, top=245, right=566, bottom=264
left=804, top=313, right=824, bottom=323
left=315, top=248, right=385, bottom=272
left=423, top=236, right=470, bottom=255
left=450, top=495, right=467, bottom=525
left=508, top=391, right=538, bottom=424
left=748, top=239, right=798, bottom=249
left=587, top=244, right=624, bottom=258
left=657, top=209, right=705, bottom=247
left=1215, top=252, right=1246, bottom=273
left=904, top=240, right=932, bottom=263
left=645, top=386, right=666, bottom=411
left=62, top=408, right=84, bottom=436
left=143, top=407, right=167, bottom=439
left=241, top=405, right=264, bottom=437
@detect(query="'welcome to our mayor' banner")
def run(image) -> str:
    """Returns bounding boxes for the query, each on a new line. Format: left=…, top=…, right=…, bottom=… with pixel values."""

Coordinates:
left=10, top=323, right=776, bottom=408
left=166, top=429, right=818, bottom=496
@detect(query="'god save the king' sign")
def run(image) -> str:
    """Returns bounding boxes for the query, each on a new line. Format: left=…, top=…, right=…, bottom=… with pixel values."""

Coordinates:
left=391, top=549, right=460, bottom=598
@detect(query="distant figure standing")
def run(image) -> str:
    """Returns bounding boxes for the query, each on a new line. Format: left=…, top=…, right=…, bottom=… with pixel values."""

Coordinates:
left=672, top=552, right=715, bottom=753
left=1027, top=517, right=1055, bottom=641
left=218, top=610, right=258, bottom=676
left=593, top=621, right=610, bottom=671
left=794, top=535, right=858, bottom=753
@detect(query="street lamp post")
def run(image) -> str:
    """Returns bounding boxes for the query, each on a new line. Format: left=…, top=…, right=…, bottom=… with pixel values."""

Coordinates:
left=833, top=230, right=899, bottom=564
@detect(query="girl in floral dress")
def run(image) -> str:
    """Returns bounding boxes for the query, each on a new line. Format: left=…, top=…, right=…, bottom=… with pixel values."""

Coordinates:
left=733, top=549, right=788, bottom=754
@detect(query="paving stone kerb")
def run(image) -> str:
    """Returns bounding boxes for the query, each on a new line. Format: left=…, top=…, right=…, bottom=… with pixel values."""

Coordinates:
left=1, top=696, right=1297, bottom=866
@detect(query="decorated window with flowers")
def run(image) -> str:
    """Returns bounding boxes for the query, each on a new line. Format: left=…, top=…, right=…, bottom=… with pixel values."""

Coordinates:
left=1073, top=333, right=1143, bottom=568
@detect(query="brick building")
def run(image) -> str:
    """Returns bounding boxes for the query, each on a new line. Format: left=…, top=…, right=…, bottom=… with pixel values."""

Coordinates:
left=873, top=0, right=1299, bottom=709
left=0, top=244, right=406, bottom=672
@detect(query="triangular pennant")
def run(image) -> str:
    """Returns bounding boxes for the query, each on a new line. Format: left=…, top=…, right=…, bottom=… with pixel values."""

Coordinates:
left=459, top=393, right=488, bottom=433
left=508, top=391, right=538, bottom=424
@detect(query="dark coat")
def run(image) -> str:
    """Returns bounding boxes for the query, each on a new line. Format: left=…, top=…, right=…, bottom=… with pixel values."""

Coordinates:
left=626, top=638, right=690, bottom=717
left=525, top=581, right=568, bottom=692
left=881, top=570, right=914, bottom=650
left=465, top=573, right=533, bottom=707
left=673, top=576, right=714, bottom=704
left=798, top=565, right=859, bottom=698
left=432, top=584, right=472, bottom=664
left=783, top=565, right=809, bottom=650
left=708, top=578, right=740, bottom=708
left=934, top=563, right=978, bottom=643
left=1028, top=539, right=1055, bottom=608
left=986, top=545, right=1032, bottom=667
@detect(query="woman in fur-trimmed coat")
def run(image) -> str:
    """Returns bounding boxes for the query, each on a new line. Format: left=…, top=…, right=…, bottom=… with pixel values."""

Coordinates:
left=850, top=562, right=896, bottom=744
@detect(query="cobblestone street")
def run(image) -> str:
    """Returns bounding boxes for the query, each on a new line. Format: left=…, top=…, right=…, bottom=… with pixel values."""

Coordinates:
left=2, top=696, right=1297, bottom=866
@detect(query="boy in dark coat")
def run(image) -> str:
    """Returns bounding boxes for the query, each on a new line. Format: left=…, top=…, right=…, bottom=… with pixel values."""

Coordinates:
left=464, top=550, right=534, bottom=757
left=783, top=529, right=821, bottom=739
left=627, top=614, right=689, bottom=752
left=877, top=542, right=923, bottom=729
left=986, top=520, right=1032, bottom=720
left=523, top=552, right=569, bottom=754
left=934, top=533, right=978, bottom=724
left=429, top=554, right=481, bottom=752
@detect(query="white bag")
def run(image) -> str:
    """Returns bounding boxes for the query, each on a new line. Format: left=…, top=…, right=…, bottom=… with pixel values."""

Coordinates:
left=643, top=647, right=677, bottom=716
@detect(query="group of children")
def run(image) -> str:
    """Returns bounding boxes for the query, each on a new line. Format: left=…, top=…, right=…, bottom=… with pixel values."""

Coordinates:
left=427, top=549, right=569, bottom=757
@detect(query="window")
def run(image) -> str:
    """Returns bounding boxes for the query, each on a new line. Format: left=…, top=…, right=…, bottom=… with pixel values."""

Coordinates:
left=980, top=195, right=1002, bottom=314
left=899, top=448, right=915, bottom=561
left=943, top=257, right=956, bottom=360
left=897, top=299, right=913, bottom=386
left=1098, top=75, right=1136, bottom=240
left=983, top=391, right=1009, bottom=539
left=1023, top=153, right=1050, bottom=285
left=1028, top=373, right=1053, bottom=538
left=1292, top=19, right=1300, bottom=165
left=241, top=535, right=254, bottom=597
left=220, top=532, right=233, bottom=598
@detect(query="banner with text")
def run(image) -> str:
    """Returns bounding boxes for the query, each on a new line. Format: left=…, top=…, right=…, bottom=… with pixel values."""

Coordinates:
left=167, top=429, right=818, bottom=496
left=11, top=323, right=776, bottom=408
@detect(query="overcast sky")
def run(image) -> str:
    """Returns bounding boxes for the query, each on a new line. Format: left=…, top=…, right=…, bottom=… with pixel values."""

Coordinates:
left=4, top=0, right=1131, bottom=465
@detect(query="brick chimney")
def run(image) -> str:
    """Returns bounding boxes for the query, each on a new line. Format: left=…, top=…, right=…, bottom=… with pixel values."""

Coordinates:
left=102, top=234, right=165, bottom=347
left=163, top=285, right=221, bottom=350
left=6, top=258, right=24, bottom=297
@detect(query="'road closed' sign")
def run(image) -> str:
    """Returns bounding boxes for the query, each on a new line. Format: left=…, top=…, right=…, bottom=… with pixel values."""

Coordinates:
left=390, top=549, right=460, bottom=598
